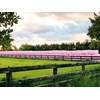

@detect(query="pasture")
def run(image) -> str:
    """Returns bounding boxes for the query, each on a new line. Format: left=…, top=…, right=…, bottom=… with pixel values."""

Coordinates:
left=0, top=57, right=100, bottom=87
left=0, top=57, right=82, bottom=80
left=0, top=57, right=80, bottom=67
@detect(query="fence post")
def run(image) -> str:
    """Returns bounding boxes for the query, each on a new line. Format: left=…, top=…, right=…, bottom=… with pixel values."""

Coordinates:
left=53, top=66, right=57, bottom=75
left=62, top=56, right=64, bottom=60
left=6, top=66, right=12, bottom=87
left=71, top=56, right=72, bottom=60
left=91, top=56, right=92, bottom=61
left=40, top=55, right=42, bottom=59
left=35, top=55, right=36, bottom=59
left=47, top=55, right=49, bottom=59
left=54, top=55, right=56, bottom=60
left=53, top=66, right=58, bottom=86
left=82, top=64, right=85, bottom=77
left=80, top=56, right=82, bottom=61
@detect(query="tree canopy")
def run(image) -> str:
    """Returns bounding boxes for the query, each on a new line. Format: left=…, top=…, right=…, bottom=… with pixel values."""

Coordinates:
left=19, top=40, right=100, bottom=51
left=0, top=12, right=20, bottom=50
left=87, top=13, right=100, bottom=40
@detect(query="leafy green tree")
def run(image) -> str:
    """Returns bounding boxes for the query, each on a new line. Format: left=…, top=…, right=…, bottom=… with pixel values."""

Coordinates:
left=75, top=42, right=82, bottom=50
left=82, top=39, right=90, bottom=50
left=41, top=44, right=49, bottom=50
left=87, top=13, right=100, bottom=52
left=19, top=40, right=100, bottom=51
left=19, top=43, right=34, bottom=51
left=89, top=40, right=100, bottom=50
left=0, top=12, right=20, bottom=50
left=68, top=43, right=75, bottom=50
left=60, top=43, right=67, bottom=50
left=50, top=44, right=60, bottom=50
left=87, top=13, right=100, bottom=40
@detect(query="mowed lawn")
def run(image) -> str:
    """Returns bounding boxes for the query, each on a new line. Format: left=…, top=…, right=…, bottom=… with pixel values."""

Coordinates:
left=0, top=57, right=100, bottom=80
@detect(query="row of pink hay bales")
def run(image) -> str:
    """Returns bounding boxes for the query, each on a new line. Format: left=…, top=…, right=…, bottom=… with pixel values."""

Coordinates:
left=0, top=50, right=99, bottom=56
left=0, top=50, right=100, bottom=60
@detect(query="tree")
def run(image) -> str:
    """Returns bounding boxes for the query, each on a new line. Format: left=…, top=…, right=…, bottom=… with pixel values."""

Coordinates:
left=75, top=42, right=82, bottom=50
left=60, top=43, right=69, bottom=50
left=0, top=12, right=20, bottom=50
left=87, top=13, right=100, bottom=52
left=19, top=43, right=34, bottom=51
left=68, top=42, right=75, bottom=50
left=41, top=44, right=49, bottom=50
left=89, top=40, right=100, bottom=50
left=82, top=39, right=90, bottom=50
left=87, top=13, right=100, bottom=40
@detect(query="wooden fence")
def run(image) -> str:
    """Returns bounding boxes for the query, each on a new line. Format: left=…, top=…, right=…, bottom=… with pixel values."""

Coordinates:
left=0, top=61, right=100, bottom=87
left=0, top=54, right=100, bottom=61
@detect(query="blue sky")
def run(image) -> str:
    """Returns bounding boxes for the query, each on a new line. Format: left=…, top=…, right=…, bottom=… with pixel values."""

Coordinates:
left=11, top=12, right=94, bottom=47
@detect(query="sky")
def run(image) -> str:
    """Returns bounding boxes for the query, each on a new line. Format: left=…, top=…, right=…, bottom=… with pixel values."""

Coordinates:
left=11, top=12, right=94, bottom=48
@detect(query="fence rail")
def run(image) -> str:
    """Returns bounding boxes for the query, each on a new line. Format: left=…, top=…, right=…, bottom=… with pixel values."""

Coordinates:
left=0, top=62, right=100, bottom=74
left=0, top=54, right=100, bottom=61
left=13, top=68, right=100, bottom=83
left=0, top=61, right=100, bottom=87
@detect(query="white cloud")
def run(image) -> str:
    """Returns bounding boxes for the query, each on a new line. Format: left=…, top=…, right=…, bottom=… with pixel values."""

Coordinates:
left=11, top=12, right=93, bottom=48
left=69, top=33, right=91, bottom=42
left=34, top=12, right=94, bottom=21
left=12, top=34, right=47, bottom=48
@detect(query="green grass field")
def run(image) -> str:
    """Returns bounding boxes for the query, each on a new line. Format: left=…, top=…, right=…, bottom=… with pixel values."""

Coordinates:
left=0, top=57, right=81, bottom=79
left=0, top=57, right=80, bottom=68
left=0, top=57, right=100, bottom=86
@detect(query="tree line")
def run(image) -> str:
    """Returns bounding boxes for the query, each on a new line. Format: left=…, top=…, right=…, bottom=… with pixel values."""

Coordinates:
left=19, top=39, right=100, bottom=52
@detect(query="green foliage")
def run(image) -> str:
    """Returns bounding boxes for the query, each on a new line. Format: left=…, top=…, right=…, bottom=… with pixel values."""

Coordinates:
left=18, top=40, right=97, bottom=51
left=78, top=77, right=100, bottom=87
left=89, top=40, right=100, bottom=53
left=18, top=42, right=76, bottom=51
left=0, top=12, right=20, bottom=50
left=87, top=13, right=100, bottom=40
left=19, top=43, right=34, bottom=51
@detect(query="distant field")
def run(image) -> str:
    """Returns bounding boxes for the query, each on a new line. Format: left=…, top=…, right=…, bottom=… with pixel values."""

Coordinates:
left=0, top=57, right=100, bottom=81
left=0, top=57, right=80, bottom=68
